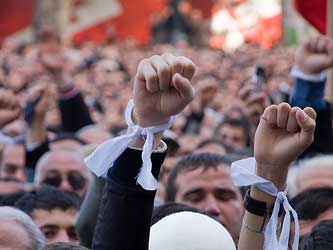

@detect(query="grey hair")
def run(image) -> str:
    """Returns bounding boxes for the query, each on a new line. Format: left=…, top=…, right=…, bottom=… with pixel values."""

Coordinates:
left=0, top=206, right=46, bottom=250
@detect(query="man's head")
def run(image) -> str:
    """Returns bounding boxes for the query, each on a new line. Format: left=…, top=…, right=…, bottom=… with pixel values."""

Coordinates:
left=15, top=186, right=81, bottom=245
left=35, top=150, right=90, bottom=197
left=0, top=206, right=46, bottom=250
left=288, top=155, right=333, bottom=198
left=0, top=143, right=26, bottom=182
left=165, top=152, right=244, bottom=239
left=290, top=188, right=333, bottom=241
left=215, top=119, right=250, bottom=151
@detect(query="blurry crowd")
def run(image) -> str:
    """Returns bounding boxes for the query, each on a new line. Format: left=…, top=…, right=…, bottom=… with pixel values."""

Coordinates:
left=0, top=24, right=333, bottom=250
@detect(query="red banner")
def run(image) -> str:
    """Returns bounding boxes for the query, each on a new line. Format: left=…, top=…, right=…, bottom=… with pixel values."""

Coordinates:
left=294, top=0, right=327, bottom=34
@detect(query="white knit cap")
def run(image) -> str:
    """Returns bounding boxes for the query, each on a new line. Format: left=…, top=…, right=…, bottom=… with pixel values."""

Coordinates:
left=149, top=211, right=236, bottom=250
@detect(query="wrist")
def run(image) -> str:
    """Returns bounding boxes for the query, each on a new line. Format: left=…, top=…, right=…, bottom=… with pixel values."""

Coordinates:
left=132, top=108, right=169, bottom=127
left=129, top=131, right=164, bottom=149
left=255, top=163, right=288, bottom=191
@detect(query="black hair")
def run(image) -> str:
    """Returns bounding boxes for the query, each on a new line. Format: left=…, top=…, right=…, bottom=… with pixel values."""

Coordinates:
left=196, top=139, right=225, bottom=149
left=0, top=191, right=27, bottom=206
left=14, top=186, right=81, bottom=216
left=165, top=152, right=233, bottom=202
left=301, top=220, right=333, bottom=250
left=43, top=242, right=89, bottom=250
left=51, top=133, right=87, bottom=145
left=152, top=202, right=216, bottom=226
left=215, top=118, right=251, bottom=148
left=290, top=188, right=333, bottom=221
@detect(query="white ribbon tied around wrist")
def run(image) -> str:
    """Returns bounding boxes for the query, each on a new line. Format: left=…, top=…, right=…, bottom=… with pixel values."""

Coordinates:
left=0, top=132, right=15, bottom=144
left=231, top=157, right=299, bottom=250
left=84, top=99, right=175, bottom=191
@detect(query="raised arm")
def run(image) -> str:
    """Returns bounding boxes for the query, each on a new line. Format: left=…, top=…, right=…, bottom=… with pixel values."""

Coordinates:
left=91, top=53, right=196, bottom=250
left=291, top=36, right=333, bottom=158
left=238, top=103, right=316, bottom=250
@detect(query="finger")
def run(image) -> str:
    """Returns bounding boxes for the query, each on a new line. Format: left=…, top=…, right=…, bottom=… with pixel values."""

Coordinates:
left=317, top=37, right=328, bottom=53
left=178, top=56, right=196, bottom=81
left=172, top=73, right=195, bottom=103
left=150, top=55, right=170, bottom=91
left=303, top=107, right=317, bottom=120
left=239, top=84, right=254, bottom=101
left=140, top=61, right=159, bottom=93
left=296, top=108, right=316, bottom=145
left=267, top=105, right=278, bottom=127
left=277, top=102, right=291, bottom=129
left=309, top=37, right=320, bottom=52
left=162, top=53, right=183, bottom=77
left=245, top=93, right=266, bottom=107
left=286, top=107, right=301, bottom=133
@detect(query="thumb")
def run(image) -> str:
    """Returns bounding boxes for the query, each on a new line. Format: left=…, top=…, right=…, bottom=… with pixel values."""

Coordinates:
left=172, top=73, right=195, bottom=103
left=296, top=108, right=316, bottom=145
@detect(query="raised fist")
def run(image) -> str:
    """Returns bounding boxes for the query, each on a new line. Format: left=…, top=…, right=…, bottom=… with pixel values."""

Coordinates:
left=254, top=103, right=316, bottom=188
left=0, top=90, right=21, bottom=128
left=296, top=36, right=333, bottom=74
left=26, top=83, right=52, bottom=124
left=239, top=82, right=269, bottom=127
left=133, top=53, right=196, bottom=127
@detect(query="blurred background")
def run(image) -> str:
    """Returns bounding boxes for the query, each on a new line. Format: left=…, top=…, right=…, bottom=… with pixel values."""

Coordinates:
left=0, top=0, right=325, bottom=49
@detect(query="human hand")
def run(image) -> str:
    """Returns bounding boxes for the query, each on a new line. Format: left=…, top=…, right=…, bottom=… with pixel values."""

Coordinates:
left=191, top=78, right=218, bottom=113
left=26, top=83, right=51, bottom=126
left=239, top=82, right=269, bottom=127
left=133, top=53, right=196, bottom=127
left=254, top=103, right=316, bottom=189
left=0, top=90, right=21, bottom=128
left=295, top=36, right=333, bottom=74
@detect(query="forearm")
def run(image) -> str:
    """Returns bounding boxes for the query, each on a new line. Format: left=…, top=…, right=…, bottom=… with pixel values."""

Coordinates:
left=238, top=163, right=287, bottom=250
left=92, top=145, right=167, bottom=250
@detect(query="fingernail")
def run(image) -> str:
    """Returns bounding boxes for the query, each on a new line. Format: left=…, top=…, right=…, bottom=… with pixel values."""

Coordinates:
left=300, top=110, right=307, bottom=121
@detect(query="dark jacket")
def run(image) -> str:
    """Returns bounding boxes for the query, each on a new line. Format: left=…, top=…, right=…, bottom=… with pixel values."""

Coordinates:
left=92, top=148, right=167, bottom=250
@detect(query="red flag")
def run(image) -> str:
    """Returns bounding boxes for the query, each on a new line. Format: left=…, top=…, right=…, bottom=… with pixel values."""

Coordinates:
left=294, top=0, right=327, bottom=34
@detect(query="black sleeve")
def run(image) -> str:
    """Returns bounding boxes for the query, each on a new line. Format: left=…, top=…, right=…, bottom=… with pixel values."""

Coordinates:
left=25, top=140, right=49, bottom=170
left=58, top=92, right=94, bottom=133
left=298, top=102, right=333, bottom=159
left=76, top=175, right=106, bottom=248
left=92, top=148, right=167, bottom=250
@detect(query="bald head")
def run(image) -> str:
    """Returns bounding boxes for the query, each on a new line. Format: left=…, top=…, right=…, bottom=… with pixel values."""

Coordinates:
left=35, top=150, right=90, bottom=197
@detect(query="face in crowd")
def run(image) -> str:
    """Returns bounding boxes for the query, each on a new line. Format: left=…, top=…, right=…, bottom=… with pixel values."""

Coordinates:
left=34, top=150, right=90, bottom=198
left=15, top=186, right=81, bottom=245
left=166, top=153, right=244, bottom=240
left=0, top=144, right=26, bottom=182
left=216, top=119, right=250, bottom=152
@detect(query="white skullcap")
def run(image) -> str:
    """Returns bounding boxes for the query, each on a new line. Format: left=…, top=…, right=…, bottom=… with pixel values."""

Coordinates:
left=149, top=211, right=236, bottom=250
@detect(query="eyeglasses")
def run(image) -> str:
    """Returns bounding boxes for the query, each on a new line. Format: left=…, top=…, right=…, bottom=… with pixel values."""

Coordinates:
left=42, top=171, right=86, bottom=191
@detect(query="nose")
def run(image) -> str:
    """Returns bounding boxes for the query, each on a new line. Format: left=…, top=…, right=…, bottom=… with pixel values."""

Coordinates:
left=203, top=195, right=220, bottom=218
left=52, top=229, right=70, bottom=243
left=60, top=179, right=72, bottom=192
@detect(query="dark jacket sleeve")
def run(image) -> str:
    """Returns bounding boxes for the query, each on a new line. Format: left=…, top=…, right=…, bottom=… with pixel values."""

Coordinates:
left=92, top=148, right=167, bottom=250
left=291, top=77, right=333, bottom=159
left=25, top=140, right=50, bottom=170
left=76, top=175, right=106, bottom=248
left=58, top=92, right=93, bottom=133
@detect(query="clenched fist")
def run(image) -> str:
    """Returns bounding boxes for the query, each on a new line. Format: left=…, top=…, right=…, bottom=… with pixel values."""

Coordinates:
left=254, top=103, right=316, bottom=189
left=0, top=90, right=21, bottom=128
left=133, top=53, right=196, bottom=127
left=296, top=36, right=333, bottom=74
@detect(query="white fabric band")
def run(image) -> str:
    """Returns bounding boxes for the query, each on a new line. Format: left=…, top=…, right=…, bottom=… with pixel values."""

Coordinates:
left=291, top=66, right=326, bottom=82
left=231, top=157, right=299, bottom=250
left=0, top=132, right=15, bottom=145
left=84, top=99, right=175, bottom=190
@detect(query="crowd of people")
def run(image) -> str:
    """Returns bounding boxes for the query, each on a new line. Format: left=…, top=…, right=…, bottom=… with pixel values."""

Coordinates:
left=0, top=25, right=332, bottom=250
